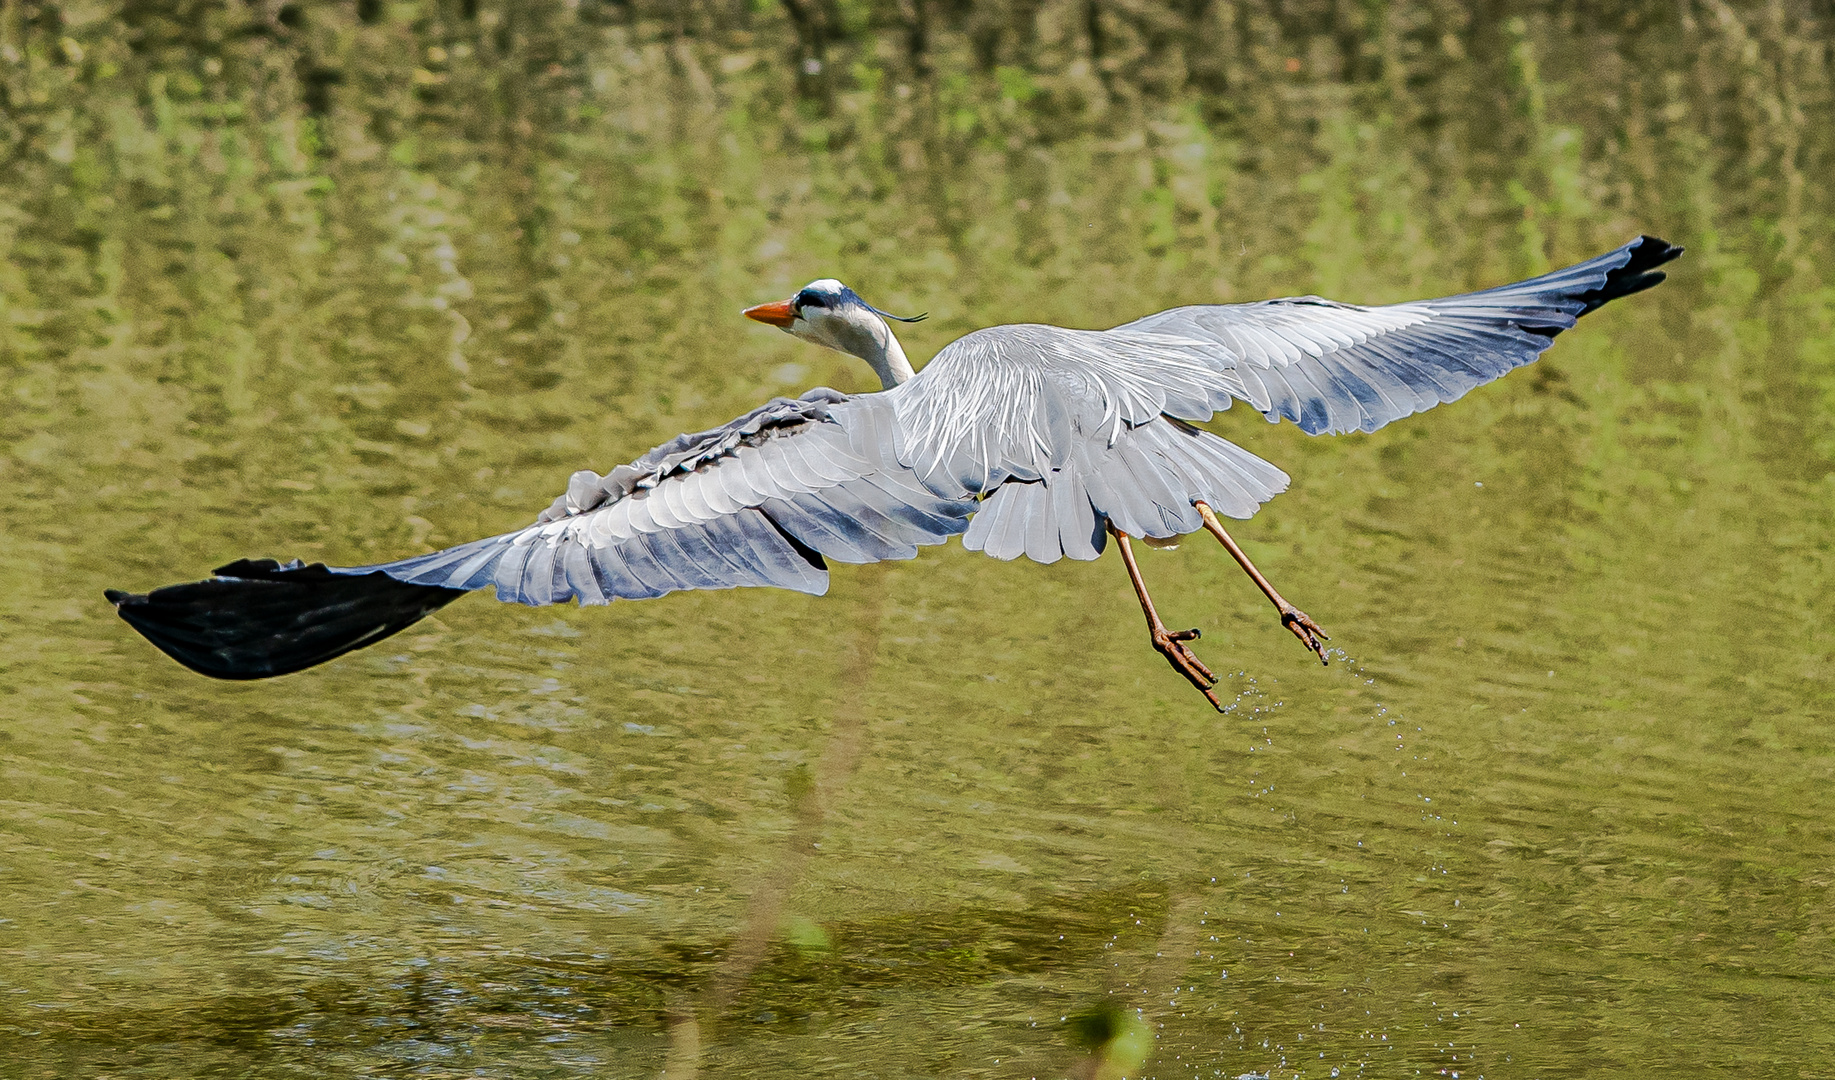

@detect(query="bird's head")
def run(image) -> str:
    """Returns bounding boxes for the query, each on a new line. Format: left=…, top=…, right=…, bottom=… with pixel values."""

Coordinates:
left=744, top=279, right=925, bottom=388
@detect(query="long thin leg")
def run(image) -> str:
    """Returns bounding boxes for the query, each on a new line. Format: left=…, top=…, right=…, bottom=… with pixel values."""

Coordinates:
left=1193, top=502, right=1330, bottom=664
left=1110, top=524, right=1222, bottom=711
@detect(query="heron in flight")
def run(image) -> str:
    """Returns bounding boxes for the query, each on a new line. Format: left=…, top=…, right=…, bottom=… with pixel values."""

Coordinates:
left=108, top=236, right=1681, bottom=708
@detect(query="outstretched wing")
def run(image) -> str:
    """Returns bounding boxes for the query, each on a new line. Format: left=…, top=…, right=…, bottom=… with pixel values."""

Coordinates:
left=1116, top=234, right=1682, bottom=435
left=107, top=388, right=975, bottom=679
left=361, top=388, right=974, bottom=605
left=894, top=236, right=1680, bottom=564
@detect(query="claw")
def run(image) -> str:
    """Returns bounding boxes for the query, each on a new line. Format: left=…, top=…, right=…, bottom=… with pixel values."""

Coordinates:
left=1151, top=626, right=1222, bottom=710
left=1192, top=502, right=1334, bottom=669
left=1280, top=606, right=1330, bottom=664
left=1112, top=526, right=1226, bottom=711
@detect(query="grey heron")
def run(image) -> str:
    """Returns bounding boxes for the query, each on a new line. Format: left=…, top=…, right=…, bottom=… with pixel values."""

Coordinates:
left=108, top=236, right=1681, bottom=708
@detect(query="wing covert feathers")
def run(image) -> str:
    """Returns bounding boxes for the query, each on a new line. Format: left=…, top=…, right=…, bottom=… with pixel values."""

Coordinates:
left=372, top=391, right=973, bottom=605
left=1115, top=235, right=1683, bottom=435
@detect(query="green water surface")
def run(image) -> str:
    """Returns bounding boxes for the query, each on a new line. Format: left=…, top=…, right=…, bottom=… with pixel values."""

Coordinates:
left=3, top=3, right=1834, bottom=1077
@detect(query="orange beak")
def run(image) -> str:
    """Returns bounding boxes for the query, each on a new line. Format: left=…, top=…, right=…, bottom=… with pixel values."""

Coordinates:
left=743, top=299, right=797, bottom=328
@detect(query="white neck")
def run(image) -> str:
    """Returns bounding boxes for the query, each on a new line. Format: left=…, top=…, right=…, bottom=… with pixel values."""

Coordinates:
left=865, top=327, right=916, bottom=389
left=801, top=305, right=918, bottom=390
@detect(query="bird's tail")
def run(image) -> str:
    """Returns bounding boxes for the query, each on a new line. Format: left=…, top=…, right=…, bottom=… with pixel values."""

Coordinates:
left=105, top=558, right=469, bottom=681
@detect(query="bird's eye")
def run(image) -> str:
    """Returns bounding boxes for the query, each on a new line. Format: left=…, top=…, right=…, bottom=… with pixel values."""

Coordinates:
left=795, top=290, right=829, bottom=310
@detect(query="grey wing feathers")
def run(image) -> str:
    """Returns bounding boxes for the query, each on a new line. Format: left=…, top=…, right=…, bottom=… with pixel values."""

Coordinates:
left=1118, top=235, right=1683, bottom=435
left=345, top=391, right=974, bottom=606
left=928, top=237, right=1676, bottom=564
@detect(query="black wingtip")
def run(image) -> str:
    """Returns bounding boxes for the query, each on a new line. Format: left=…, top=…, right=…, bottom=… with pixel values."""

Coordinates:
left=213, top=557, right=306, bottom=578
left=108, top=561, right=467, bottom=680
left=1634, top=234, right=1685, bottom=261
left=1577, top=235, right=1684, bottom=315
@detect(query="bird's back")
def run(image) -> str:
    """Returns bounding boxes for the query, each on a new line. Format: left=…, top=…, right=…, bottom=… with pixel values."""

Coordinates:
left=891, top=322, right=1247, bottom=496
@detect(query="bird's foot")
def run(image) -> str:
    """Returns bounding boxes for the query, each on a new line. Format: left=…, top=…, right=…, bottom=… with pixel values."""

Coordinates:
left=1152, top=626, right=1222, bottom=711
left=1280, top=606, right=1330, bottom=664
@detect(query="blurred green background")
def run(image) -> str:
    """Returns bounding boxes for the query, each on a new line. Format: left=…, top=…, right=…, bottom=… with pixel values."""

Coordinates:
left=2, top=1, right=1834, bottom=1076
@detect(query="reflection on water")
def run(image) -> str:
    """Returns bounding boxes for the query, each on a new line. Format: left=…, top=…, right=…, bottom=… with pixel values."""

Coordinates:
left=3, top=2, right=1835, bottom=1076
